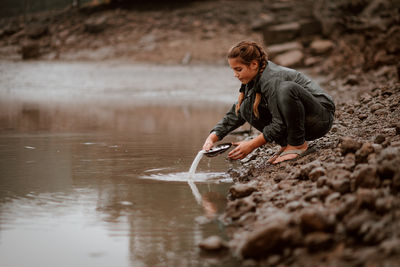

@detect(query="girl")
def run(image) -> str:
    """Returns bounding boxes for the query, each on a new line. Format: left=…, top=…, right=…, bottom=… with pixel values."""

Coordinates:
left=202, top=41, right=335, bottom=164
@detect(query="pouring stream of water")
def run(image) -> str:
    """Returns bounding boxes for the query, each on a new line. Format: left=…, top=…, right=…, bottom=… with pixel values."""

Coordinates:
left=187, top=150, right=204, bottom=204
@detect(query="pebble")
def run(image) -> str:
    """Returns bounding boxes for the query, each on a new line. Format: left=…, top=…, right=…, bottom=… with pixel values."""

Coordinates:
left=229, top=183, right=257, bottom=199
left=199, top=236, right=228, bottom=252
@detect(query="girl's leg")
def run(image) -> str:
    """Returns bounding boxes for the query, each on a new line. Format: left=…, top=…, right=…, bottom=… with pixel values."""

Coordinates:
left=273, top=81, right=333, bottom=163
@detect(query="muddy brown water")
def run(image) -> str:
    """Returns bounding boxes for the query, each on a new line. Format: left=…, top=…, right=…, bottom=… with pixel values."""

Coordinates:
left=0, top=61, right=242, bottom=267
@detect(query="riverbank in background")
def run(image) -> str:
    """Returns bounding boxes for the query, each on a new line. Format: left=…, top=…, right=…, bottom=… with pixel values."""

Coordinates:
left=1, top=0, right=399, bottom=266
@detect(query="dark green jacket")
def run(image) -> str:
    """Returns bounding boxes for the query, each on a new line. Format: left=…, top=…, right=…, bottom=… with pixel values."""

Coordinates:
left=211, top=61, right=335, bottom=146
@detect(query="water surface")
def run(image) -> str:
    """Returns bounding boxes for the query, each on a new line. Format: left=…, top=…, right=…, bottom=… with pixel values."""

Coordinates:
left=0, top=61, right=244, bottom=267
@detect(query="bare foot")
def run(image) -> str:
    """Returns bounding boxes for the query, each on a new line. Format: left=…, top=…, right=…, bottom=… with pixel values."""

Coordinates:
left=267, top=146, right=286, bottom=163
left=272, top=142, right=308, bottom=164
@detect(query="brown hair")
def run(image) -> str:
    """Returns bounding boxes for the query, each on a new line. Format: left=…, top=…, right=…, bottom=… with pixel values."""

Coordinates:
left=228, top=41, right=268, bottom=119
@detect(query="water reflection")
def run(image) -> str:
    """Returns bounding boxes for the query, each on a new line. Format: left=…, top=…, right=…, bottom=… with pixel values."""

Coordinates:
left=0, top=62, right=243, bottom=267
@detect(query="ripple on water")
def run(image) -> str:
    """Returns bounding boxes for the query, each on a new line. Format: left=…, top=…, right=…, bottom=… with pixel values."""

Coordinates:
left=139, top=171, right=232, bottom=183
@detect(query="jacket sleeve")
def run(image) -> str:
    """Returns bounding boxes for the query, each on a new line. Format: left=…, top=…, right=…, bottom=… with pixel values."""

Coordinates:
left=261, top=83, right=287, bottom=145
left=210, top=104, right=246, bottom=140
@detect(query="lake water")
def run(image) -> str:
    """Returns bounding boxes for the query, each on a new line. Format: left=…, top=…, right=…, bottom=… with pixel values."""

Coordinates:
left=0, top=61, right=244, bottom=267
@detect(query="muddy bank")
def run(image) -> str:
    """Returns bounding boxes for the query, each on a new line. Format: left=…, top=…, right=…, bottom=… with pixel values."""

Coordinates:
left=211, top=1, right=400, bottom=266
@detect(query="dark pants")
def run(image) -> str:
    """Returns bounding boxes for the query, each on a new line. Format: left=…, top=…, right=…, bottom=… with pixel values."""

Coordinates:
left=277, top=81, right=334, bottom=146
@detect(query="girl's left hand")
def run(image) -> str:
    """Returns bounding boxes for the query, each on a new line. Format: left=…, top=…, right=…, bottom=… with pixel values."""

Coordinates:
left=228, top=141, right=254, bottom=160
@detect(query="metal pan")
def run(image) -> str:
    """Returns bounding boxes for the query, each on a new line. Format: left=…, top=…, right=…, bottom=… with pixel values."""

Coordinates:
left=203, top=143, right=232, bottom=157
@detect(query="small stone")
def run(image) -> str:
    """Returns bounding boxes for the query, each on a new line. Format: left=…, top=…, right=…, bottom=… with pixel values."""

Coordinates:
left=340, top=137, right=362, bottom=155
left=325, top=192, right=341, bottom=204
left=374, top=135, right=386, bottom=144
left=356, top=188, right=378, bottom=210
left=229, top=184, right=257, bottom=199
left=344, top=74, right=359, bottom=86
left=310, top=39, right=334, bottom=54
left=375, top=197, right=393, bottom=213
left=358, top=114, right=368, bottom=120
left=380, top=238, right=400, bottom=255
left=274, top=50, right=304, bottom=67
left=353, top=164, right=379, bottom=188
left=286, top=201, right=303, bottom=211
left=305, top=232, right=333, bottom=252
left=239, top=219, right=287, bottom=258
left=331, top=178, right=351, bottom=194
left=309, top=167, right=326, bottom=182
left=345, top=211, right=371, bottom=234
left=199, top=236, right=228, bottom=251
left=267, top=41, right=302, bottom=58
left=300, top=209, right=331, bottom=233
left=355, top=142, right=375, bottom=164
left=370, top=103, right=384, bottom=113
left=21, top=40, right=40, bottom=59
left=263, top=22, right=300, bottom=45
left=225, top=197, right=256, bottom=220
left=317, top=176, right=327, bottom=188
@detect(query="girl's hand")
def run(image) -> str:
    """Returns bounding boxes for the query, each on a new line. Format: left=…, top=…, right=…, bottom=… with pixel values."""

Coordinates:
left=228, top=141, right=255, bottom=160
left=202, top=133, right=219, bottom=151
left=202, top=140, right=214, bottom=151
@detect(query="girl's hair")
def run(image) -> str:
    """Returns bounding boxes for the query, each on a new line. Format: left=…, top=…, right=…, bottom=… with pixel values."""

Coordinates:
left=228, top=41, right=268, bottom=119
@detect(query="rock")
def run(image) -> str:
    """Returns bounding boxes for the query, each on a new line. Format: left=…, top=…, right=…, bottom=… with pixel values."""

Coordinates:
left=274, top=50, right=304, bottom=67
left=85, top=16, right=108, bottom=34
left=310, top=39, right=334, bottom=54
left=305, top=232, right=333, bottom=252
left=304, top=56, right=322, bottom=67
left=340, top=137, right=362, bottom=155
left=309, top=167, right=326, bottom=182
left=3, top=23, right=21, bottom=36
left=317, top=175, right=327, bottom=188
left=300, top=208, right=331, bottom=233
left=299, top=19, right=322, bottom=36
left=251, top=14, right=275, bottom=31
left=20, top=40, right=40, bottom=59
left=375, top=196, right=394, bottom=214
left=225, top=197, right=256, bottom=220
left=344, top=74, right=359, bottom=86
left=327, top=168, right=352, bottom=193
left=325, top=192, right=341, bottom=204
left=370, top=103, right=384, bottom=113
left=380, top=238, right=400, bottom=255
left=267, top=42, right=302, bottom=58
left=374, top=135, right=385, bottom=144
left=353, top=164, right=379, bottom=189
left=358, top=114, right=368, bottom=120
left=293, top=160, right=322, bottom=180
left=355, top=142, right=375, bottom=164
left=25, top=23, right=49, bottom=39
left=331, top=178, right=351, bottom=194
left=345, top=211, right=372, bottom=234
left=239, top=218, right=288, bottom=258
left=263, top=22, right=301, bottom=45
left=356, top=188, right=378, bottom=210
left=343, top=153, right=356, bottom=170
left=229, top=183, right=257, bottom=199
left=336, top=195, right=357, bottom=218
left=286, top=201, right=303, bottom=211
left=199, top=236, right=228, bottom=251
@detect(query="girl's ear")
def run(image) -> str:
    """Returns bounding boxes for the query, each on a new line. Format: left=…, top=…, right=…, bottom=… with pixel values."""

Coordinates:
left=250, top=60, right=259, bottom=70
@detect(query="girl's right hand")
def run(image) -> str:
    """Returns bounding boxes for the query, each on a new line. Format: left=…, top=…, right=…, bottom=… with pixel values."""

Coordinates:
left=202, top=133, right=219, bottom=151
left=202, top=140, right=214, bottom=151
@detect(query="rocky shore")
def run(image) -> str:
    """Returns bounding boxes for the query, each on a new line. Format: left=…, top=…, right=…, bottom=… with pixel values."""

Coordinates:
left=1, top=0, right=400, bottom=266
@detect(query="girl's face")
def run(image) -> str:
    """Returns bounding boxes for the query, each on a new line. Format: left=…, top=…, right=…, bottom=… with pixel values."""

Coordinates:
left=228, top=57, right=259, bottom=84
